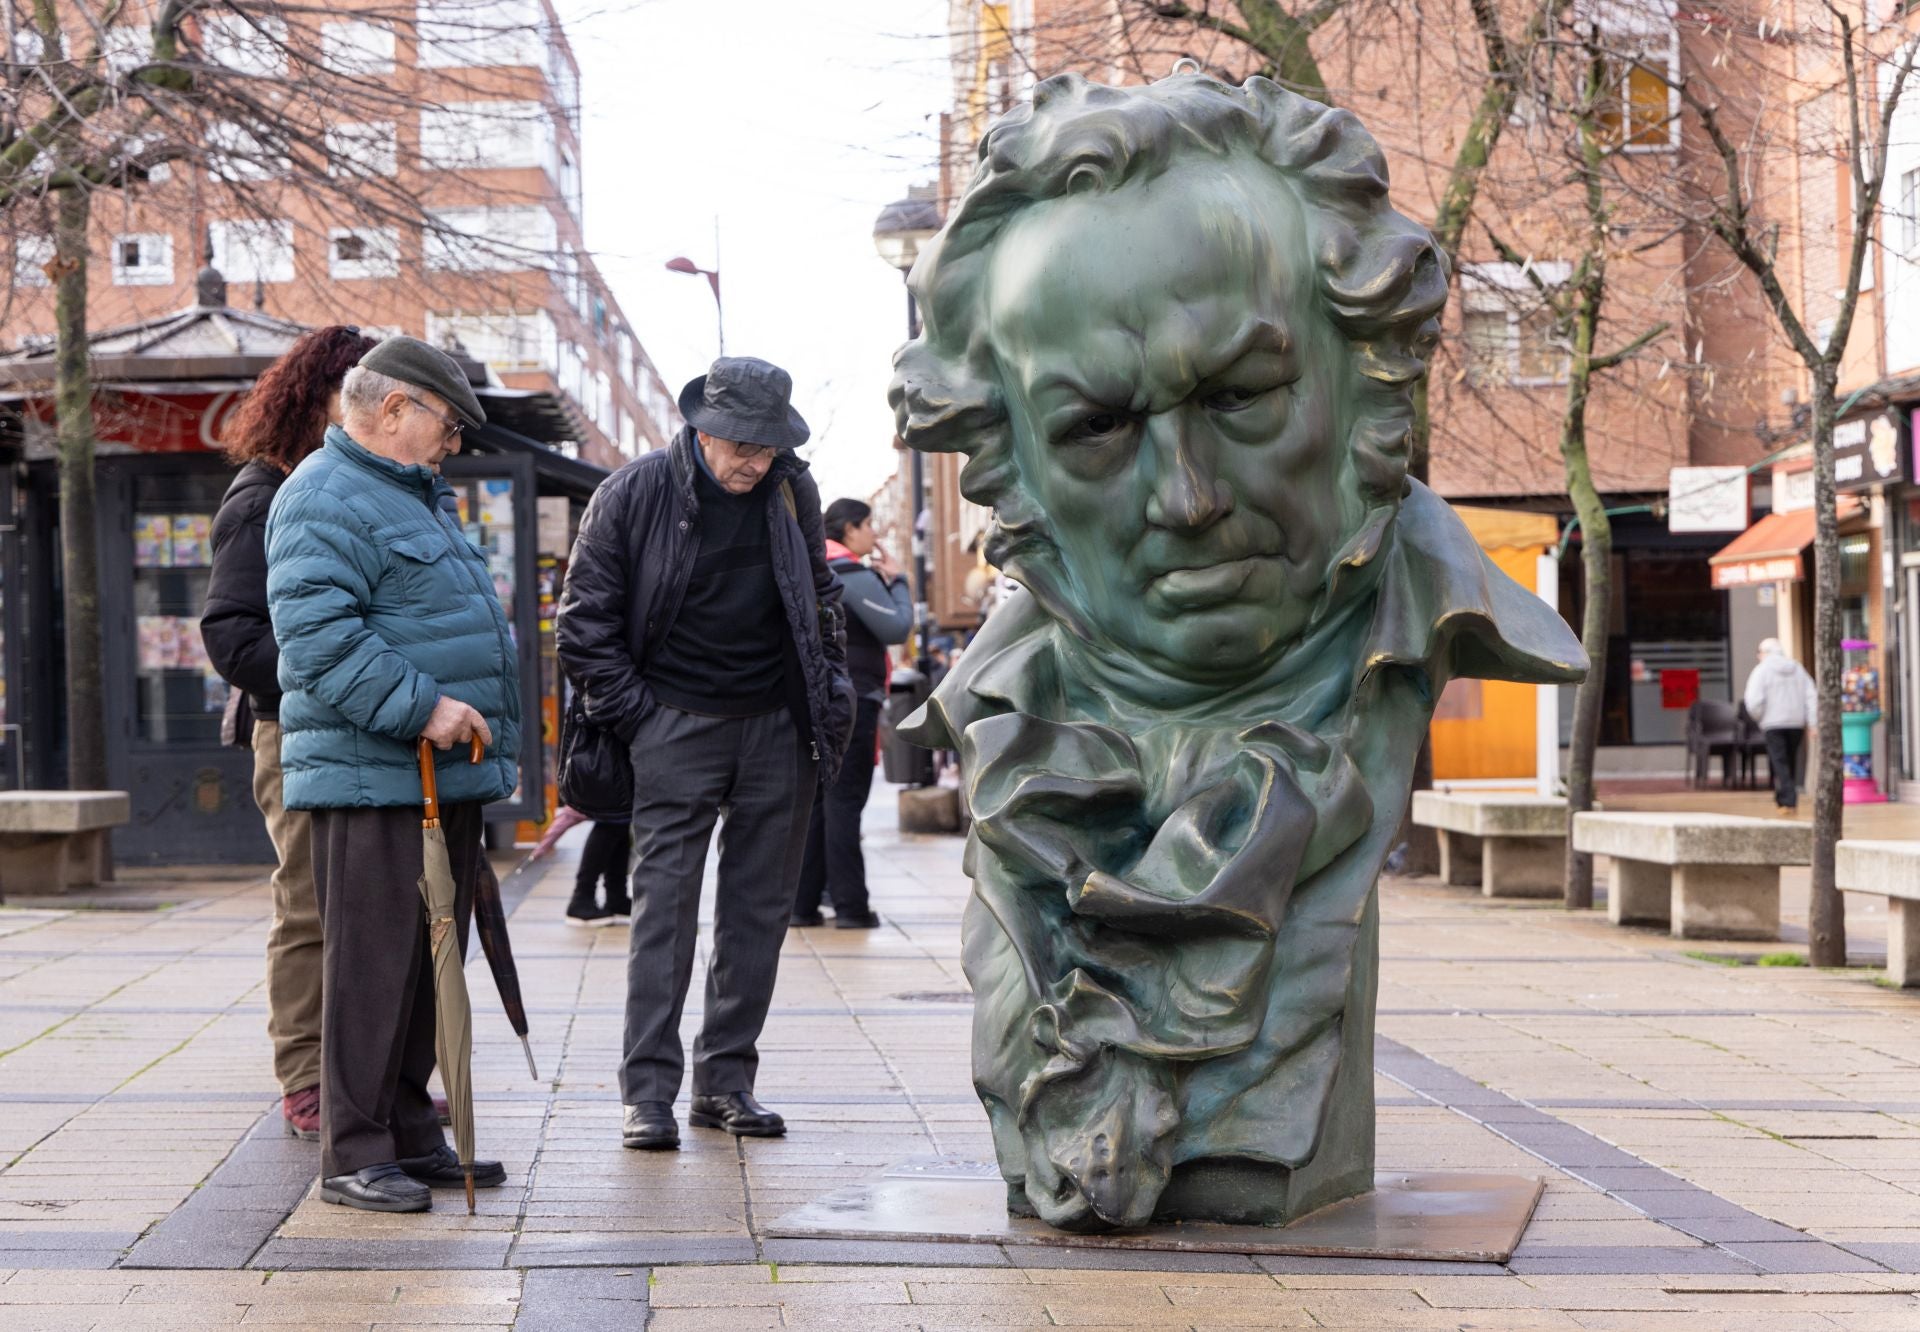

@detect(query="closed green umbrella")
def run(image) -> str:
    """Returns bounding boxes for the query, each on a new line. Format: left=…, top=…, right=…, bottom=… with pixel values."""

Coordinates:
left=418, top=736, right=481, bottom=1214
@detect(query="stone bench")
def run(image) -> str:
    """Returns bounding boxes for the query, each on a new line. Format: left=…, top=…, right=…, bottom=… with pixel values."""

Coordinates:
left=0, top=792, right=129, bottom=899
left=1572, top=811, right=1809, bottom=940
left=1835, top=841, right=1920, bottom=987
left=1410, top=792, right=1567, bottom=898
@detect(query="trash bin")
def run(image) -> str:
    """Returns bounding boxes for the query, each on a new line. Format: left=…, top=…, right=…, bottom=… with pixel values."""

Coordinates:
left=882, top=666, right=935, bottom=787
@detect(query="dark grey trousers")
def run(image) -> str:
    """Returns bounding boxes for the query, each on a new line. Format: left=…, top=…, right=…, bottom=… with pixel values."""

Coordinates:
left=310, top=801, right=478, bottom=1177
left=621, top=705, right=817, bottom=1104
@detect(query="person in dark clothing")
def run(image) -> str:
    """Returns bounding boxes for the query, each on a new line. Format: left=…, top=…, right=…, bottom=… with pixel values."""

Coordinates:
left=556, top=357, right=854, bottom=1153
left=202, top=325, right=377, bottom=1143
left=792, top=499, right=912, bottom=929
left=566, top=820, right=632, bottom=926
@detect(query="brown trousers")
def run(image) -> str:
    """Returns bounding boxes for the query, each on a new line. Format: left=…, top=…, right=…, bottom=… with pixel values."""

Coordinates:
left=252, top=719, right=322, bottom=1096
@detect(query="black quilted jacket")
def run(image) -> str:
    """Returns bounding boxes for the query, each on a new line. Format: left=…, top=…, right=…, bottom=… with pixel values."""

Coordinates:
left=555, top=427, right=855, bottom=781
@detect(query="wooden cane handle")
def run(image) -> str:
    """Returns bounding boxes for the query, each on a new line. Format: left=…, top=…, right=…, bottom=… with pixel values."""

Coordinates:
left=469, top=736, right=484, bottom=764
left=418, top=738, right=440, bottom=823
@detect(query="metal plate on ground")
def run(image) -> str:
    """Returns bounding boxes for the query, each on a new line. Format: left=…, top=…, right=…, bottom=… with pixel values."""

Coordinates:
left=766, top=1159, right=1544, bottom=1262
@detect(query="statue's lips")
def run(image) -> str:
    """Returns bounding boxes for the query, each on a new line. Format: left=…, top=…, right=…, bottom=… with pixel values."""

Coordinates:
left=1146, top=556, right=1276, bottom=609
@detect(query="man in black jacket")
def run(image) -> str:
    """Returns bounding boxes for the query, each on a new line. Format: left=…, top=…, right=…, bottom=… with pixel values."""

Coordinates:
left=556, top=357, right=854, bottom=1150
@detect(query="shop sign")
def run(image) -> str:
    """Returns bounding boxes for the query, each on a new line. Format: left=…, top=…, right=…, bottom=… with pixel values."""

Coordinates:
left=1835, top=414, right=1902, bottom=492
left=1711, top=554, right=1802, bottom=589
left=536, top=497, right=571, bottom=556
left=1772, top=462, right=1814, bottom=513
left=1668, top=466, right=1750, bottom=532
left=19, top=389, right=241, bottom=454
left=1660, top=668, right=1701, bottom=710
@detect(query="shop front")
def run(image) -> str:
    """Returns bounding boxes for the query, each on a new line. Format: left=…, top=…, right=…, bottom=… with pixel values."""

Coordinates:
left=1711, top=431, right=1891, bottom=798
left=0, top=287, right=606, bottom=863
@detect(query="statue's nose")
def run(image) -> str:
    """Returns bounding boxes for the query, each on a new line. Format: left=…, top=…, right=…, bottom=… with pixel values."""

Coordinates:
left=1143, top=418, right=1232, bottom=532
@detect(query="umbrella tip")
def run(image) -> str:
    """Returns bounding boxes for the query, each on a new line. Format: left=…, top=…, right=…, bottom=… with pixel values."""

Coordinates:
left=466, top=1168, right=475, bottom=1216
left=522, top=1035, right=540, bottom=1083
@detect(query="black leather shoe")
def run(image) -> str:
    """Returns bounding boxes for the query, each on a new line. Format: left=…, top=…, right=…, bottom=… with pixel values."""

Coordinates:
left=788, top=911, right=825, bottom=928
left=395, top=1144, right=506, bottom=1188
left=690, top=1091, right=786, bottom=1137
left=622, top=1101, right=679, bottom=1150
left=832, top=910, right=881, bottom=929
left=320, top=1162, right=432, bottom=1212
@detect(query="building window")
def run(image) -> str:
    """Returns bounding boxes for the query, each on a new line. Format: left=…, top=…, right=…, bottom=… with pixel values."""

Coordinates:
left=427, top=311, right=558, bottom=373
left=206, top=121, right=286, bottom=181
left=209, top=220, right=294, bottom=285
left=557, top=145, right=581, bottom=221
left=324, top=121, right=398, bottom=179
left=424, top=206, right=558, bottom=272
left=1901, top=166, right=1920, bottom=253
left=329, top=228, right=399, bottom=280
left=101, top=27, right=147, bottom=77
left=111, top=233, right=173, bottom=286
left=1584, top=0, right=1678, bottom=150
left=418, top=101, right=557, bottom=173
left=13, top=235, right=53, bottom=288
left=1460, top=261, right=1570, bottom=386
left=199, top=14, right=287, bottom=79
left=11, top=30, right=67, bottom=65
left=417, top=0, right=548, bottom=71
left=320, top=19, right=395, bottom=75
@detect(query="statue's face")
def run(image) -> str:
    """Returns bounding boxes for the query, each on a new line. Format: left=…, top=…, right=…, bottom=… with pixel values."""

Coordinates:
left=986, top=156, right=1352, bottom=685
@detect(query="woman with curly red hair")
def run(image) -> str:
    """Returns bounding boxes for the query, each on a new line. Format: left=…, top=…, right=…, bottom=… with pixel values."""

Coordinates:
left=201, top=325, right=376, bottom=1142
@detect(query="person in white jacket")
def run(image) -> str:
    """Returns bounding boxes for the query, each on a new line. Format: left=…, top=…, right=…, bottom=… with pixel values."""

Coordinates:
left=1742, top=638, right=1819, bottom=812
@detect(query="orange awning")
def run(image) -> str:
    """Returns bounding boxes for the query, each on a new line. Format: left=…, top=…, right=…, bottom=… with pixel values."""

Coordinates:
left=1708, top=498, right=1861, bottom=589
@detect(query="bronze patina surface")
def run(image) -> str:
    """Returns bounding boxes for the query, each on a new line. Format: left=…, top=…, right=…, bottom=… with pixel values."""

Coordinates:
left=768, top=1160, right=1546, bottom=1262
left=888, top=71, right=1586, bottom=1232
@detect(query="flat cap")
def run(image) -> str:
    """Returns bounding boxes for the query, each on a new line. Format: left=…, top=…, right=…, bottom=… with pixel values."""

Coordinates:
left=358, top=336, right=487, bottom=429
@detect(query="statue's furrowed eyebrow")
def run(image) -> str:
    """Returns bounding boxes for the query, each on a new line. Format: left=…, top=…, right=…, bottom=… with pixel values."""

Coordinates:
left=1195, top=318, right=1294, bottom=380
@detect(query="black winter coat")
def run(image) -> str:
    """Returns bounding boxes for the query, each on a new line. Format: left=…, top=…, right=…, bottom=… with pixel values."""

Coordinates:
left=555, top=428, right=857, bottom=781
left=202, top=461, right=286, bottom=719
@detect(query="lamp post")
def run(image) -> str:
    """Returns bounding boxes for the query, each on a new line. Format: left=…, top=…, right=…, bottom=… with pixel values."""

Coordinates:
left=665, top=255, right=723, bottom=355
left=872, top=190, right=941, bottom=673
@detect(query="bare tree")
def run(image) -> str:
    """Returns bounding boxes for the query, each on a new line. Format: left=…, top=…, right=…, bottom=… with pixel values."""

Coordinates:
left=1607, top=2, right=1919, bottom=965
left=1, top=0, right=587, bottom=787
left=1482, top=16, right=1683, bottom=907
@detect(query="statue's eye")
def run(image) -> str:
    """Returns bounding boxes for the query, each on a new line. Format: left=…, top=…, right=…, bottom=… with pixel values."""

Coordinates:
left=1204, top=386, right=1264, bottom=412
left=1066, top=411, right=1131, bottom=443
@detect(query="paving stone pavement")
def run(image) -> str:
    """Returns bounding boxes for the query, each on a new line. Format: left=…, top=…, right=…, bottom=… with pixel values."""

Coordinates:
left=2, top=788, right=1920, bottom=1328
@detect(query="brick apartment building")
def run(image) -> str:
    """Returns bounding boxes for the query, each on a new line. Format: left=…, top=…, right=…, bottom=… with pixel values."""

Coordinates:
left=2, top=0, right=680, bottom=469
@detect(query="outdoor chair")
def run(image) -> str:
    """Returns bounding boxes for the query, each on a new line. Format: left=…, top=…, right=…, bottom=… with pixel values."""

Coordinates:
left=1685, top=699, right=1742, bottom=788
left=1735, top=703, right=1771, bottom=790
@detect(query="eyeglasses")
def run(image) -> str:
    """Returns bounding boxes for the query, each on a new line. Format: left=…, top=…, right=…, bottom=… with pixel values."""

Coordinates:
left=403, top=395, right=464, bottom=443
left=730, top=440, right=771, bottom=461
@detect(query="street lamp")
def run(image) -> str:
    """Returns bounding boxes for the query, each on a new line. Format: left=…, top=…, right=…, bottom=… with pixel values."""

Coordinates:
left=873, top=190, right=942, bottom=680
left=665, top=255, right=723, bottom=355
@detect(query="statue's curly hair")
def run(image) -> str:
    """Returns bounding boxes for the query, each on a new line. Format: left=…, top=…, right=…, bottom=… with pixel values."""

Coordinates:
left=889, top=72, right=1448, bottom=603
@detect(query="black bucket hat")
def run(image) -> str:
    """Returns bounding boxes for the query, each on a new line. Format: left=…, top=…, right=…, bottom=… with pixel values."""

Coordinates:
left=678, top=357, right=810, bottom=450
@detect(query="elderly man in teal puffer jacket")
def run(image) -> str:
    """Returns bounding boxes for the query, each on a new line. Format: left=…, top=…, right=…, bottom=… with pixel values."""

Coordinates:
left=266, top=336, right=520, bottom=1216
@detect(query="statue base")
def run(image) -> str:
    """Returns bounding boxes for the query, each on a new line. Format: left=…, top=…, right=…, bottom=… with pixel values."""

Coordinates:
left=766, top=1159, right=1542, bottom=1262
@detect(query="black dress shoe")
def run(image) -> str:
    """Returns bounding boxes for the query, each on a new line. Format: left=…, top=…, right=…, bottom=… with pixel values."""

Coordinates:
left=689, top=1091, right=786, bottom=1137
left=622, top=1101, right=679, bottom=1150
left=832, top=910, right=881, bottom=929
left=788, top=911, right=825, bottom=928
left=395, top=1144, right=506, bottom=1188
left=320, top=1162, right=432, bottom=1213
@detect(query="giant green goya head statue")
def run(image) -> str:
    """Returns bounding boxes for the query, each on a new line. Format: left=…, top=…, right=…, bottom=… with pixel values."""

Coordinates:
left=892, top=71, right=1448, bottom=697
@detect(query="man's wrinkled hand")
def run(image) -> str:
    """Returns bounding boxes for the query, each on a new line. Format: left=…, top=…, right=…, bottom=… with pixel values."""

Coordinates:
left=422, top=696, right=492, bottom=751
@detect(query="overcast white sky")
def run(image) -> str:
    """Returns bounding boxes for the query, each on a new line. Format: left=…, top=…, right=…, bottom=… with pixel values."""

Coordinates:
left=557, top=0, right=953, bottom=503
